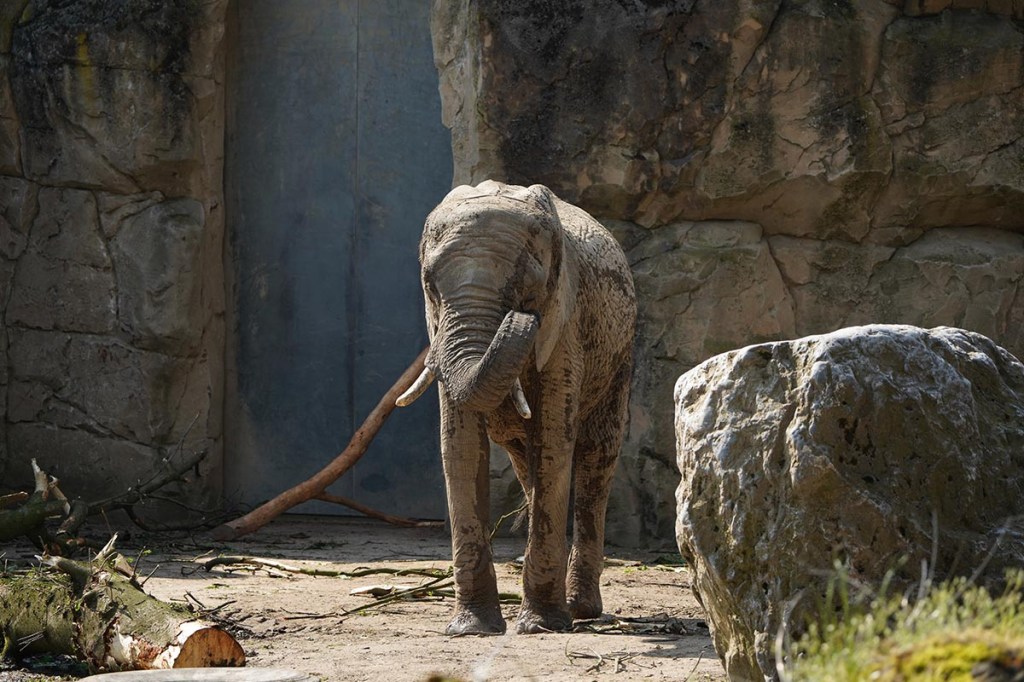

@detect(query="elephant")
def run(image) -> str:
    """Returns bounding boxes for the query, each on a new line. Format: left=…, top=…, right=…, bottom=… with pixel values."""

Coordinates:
left=396, top=180, right=636, bottom=635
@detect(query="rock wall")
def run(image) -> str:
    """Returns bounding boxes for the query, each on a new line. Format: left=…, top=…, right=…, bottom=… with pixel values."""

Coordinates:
left=0, top=1, right=227, bottom=503
left=432, top=0, right=1024, bottom=545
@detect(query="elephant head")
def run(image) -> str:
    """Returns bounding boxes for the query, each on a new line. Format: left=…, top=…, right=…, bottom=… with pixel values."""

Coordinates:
left=397, top=182, right=575, bottom=415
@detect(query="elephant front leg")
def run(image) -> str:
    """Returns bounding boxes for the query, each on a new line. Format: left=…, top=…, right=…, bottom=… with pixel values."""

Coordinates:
left=440, top=394, right=506, bottom=635
left=516, top=430, right=574, bottom=634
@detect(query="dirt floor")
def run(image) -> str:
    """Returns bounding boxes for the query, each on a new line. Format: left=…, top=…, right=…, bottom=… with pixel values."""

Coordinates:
left=1, top=515, right=727, bottom=681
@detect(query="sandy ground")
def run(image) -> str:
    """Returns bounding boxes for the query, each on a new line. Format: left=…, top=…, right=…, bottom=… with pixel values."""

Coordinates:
left=2, top=516, right=727, bottom=681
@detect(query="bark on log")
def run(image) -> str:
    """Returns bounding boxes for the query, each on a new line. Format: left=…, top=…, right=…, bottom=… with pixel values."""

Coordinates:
left=0, top=459, right=70, bottom=545
left=211, top=347, right=429, bottom=541
left=0, top=495, right=66, bottom=543
left=0, top=556, right=244, bottom=672
left=86, top=668, right=318, bottom=680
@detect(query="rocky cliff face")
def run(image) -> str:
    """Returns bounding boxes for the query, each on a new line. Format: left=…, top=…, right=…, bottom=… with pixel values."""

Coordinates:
left=432, top=0, right=1024, bottom=544
left=0, top=1, right=226, bottom=502
left=3, top=0, right=1021, bottom=544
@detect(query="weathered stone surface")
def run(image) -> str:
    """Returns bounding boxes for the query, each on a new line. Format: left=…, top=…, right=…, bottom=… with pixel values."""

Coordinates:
left=695, top=1, right=898, bottom=238
left=902, top=0, right=1024, bottom=19
left=434, top=0, right=1024, bottom=546
left=772, top=228, right=1024, bottom=348
left=6, top=187, right=117, bottom=333
left=1, top=1, right=227, bottom=512
left=0, top=301, right=7, bottom=479
left=435, top=2, right=1024, bottom=236
left=8, top=328, right=192, bottom=443
left=112, top=197, right=205, bottom=352
left=8, top=0, right=220, bottom=194
left=675, top=325, right=1024, bottom=680
left=0, top=176, right=36, bottom=259
left=603, top=218, right=797, bottom=540
left=599, top=218, right=1023, bottom=545
left=0, top=56, right=20, bottom=174
left=871, top=13, right=1024, bottom=234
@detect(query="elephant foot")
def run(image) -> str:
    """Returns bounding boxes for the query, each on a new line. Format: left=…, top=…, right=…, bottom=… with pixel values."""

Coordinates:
left=567, top=591, right=603, bottom=620
left=446, top=604, right=506, bottom=636
left=515, top=603, right=572, bottom=634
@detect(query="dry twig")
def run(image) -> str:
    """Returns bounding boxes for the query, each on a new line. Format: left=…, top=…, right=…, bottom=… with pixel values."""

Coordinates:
left=189, top=555, right=449, bottom=580
left=565, top=643, right=644, bottom=674
left=314, top=492, right=443, bottom=528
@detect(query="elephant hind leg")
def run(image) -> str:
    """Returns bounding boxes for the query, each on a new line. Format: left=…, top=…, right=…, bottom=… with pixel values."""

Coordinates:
left=566, top=365, right=631, bottom=620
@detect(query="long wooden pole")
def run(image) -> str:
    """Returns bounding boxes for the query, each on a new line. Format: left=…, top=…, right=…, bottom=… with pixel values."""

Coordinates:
left=211, top=347, right=429, bottom=541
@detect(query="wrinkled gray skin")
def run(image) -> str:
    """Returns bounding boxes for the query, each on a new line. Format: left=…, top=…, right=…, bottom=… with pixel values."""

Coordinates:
left=413, top=181, right=636, bottom=635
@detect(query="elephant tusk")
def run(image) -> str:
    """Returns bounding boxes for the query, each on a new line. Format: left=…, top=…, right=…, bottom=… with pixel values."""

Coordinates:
left=511, top=378, right=532, bottom=420
left=396, top=367, right=436, bottom=407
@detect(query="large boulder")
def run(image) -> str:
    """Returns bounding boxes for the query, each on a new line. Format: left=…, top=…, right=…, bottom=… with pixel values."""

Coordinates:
left=674, top=325, right=1024, bottom=681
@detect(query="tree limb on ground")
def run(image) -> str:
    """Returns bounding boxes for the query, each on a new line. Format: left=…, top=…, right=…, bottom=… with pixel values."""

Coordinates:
left=314, top=492, right=443, bottom=529
left=211, top=347, right=431, bottom=541
left=0, top=447, right=216, bottom=556
left=192, top=556, right=449, bottom=580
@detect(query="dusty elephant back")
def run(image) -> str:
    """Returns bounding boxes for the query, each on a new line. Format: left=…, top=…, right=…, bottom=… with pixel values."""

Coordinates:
left=554, top=196, right=635, bottom=307
left=553, top=195, right=637, bottom=404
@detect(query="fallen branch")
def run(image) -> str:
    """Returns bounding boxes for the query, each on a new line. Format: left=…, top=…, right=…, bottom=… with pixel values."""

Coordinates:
left=314, top=492, right=443, bottom=528
left=0, top=492, right=28, bottom=510
left=191, top=556, right=448, bottom=580
left=340, top=573, right=454, bottom=616
left=0, top=435, right=216, bottom=556
left=343, top=575, right=520, bottom=615
left=89, top=440, right=208, bottom=517
left=565, top=644, right=645, bottom=674
left=211, top=347, right=429, bottom=541
left=572, top=613, right=703, bottom=636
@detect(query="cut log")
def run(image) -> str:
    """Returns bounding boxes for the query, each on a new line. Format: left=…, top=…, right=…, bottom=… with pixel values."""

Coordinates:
left=85, top=669, right=318, bottom=680
left=211, top=347, right=429, bottom=541
left=0, top=555, right=244, bottom=672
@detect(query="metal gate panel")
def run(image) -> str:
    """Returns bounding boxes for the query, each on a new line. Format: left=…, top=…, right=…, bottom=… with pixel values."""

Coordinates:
left=226, top=0, right=448, bottom=518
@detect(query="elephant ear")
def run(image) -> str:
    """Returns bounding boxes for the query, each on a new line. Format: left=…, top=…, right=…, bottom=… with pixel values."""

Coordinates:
left=525, top=184, right=575, bottom=372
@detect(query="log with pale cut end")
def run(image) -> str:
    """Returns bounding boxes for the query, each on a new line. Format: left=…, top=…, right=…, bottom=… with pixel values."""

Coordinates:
left=0, top=556, right=244, bottom=672
left=86, top=668, right=318, bottom=680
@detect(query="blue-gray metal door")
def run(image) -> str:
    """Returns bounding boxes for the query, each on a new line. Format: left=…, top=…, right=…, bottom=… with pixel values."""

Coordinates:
left=225, top=0, right=448, bottom=518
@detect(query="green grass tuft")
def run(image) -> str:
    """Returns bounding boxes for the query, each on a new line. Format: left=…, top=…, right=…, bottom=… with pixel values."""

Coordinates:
left=783, top=568, right=1024, bottom=681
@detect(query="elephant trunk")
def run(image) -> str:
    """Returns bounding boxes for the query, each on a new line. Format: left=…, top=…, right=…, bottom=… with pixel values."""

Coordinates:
left=436, top=309, right=540, bottom=414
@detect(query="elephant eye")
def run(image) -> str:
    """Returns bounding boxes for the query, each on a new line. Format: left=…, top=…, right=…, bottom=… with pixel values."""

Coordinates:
left=424, top=279, right=439, bottom=302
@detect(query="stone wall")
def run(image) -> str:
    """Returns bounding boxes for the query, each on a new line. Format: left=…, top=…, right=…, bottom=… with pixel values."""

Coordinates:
left=3, top=0, right=1021, bottom=545
left=0, top=0, right=227, bottom=504
left=433, top=0, right=1024, bottom=545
